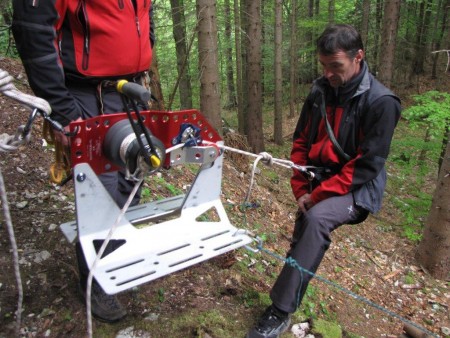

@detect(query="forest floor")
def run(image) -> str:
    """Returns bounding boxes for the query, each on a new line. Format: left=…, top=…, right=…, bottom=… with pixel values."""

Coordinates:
left=0, top=56, right=448, bottom=338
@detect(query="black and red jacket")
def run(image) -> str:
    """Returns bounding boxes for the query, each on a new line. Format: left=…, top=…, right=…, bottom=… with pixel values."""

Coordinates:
left=291, top=61, right=401, bottom=213
left=12, top=0, right=154, bottom=127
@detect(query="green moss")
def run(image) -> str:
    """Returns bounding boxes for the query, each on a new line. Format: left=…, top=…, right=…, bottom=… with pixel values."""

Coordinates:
left=311, top=318, right=342, bottom=338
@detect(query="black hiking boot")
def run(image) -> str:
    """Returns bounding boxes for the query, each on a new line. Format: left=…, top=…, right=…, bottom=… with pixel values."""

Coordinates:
left=79, top=280, right=127, bottom=323
left=246, top=305, right=291, bottom=338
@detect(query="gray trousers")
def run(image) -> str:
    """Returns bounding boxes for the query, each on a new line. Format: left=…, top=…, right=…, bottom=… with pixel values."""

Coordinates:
left=270, top=192, right=368, bottom=313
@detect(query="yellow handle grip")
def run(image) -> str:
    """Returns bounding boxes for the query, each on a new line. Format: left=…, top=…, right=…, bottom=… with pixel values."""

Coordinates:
left=150, top=154, right=161, bottom=168
left=116, top=79, right=128, bottom=94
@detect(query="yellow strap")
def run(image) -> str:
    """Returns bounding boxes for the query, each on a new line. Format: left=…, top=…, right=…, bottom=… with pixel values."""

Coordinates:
left=43, top=120, right=71, bottom=184
left=42, top=120, right=55, bottom=144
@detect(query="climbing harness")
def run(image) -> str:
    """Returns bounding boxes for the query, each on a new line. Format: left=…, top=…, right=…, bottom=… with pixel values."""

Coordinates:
left=0, top=68, right=439, bottom=338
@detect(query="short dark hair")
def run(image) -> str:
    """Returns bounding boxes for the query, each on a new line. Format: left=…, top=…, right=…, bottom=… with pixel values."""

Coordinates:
left=316, top=24, right=364, bottom=59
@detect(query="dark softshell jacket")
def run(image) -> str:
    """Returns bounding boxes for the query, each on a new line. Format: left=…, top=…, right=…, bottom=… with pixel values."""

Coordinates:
left=291, top=64, right=401, bottom=213
left=12, top=0, right=154, bottom=127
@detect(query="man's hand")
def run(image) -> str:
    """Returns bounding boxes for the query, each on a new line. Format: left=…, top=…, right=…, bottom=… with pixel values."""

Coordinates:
left=297, top=193, right=313, bottom=213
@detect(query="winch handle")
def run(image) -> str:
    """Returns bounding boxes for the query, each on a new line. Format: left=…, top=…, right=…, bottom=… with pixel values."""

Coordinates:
left=116, top=80, right=150, bottom=104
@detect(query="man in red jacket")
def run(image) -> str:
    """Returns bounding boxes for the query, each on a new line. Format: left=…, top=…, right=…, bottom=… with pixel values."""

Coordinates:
left=247, top=24, right=401, bottom=338
left=12, top=0, right=155, bottom=322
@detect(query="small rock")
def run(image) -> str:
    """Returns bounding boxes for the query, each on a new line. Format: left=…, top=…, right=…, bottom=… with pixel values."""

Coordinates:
left=115, top=326, right=151, bottom=338
left=39, top=308, right=55, bottom=318
left=291, top=321, right=310, bottom=338
left=16, top=201, right=28, bottom=209
left=144, top=313, right=159, bottom=321
left=16, top=167, right=26, bottom=174
left=34, top=250, right=51, bottom=263
left=48, top=224, right=58, bottom=231
left=441, top=327, right=450, bottom=335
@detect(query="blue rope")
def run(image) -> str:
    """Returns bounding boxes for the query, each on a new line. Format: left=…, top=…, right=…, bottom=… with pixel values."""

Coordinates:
left=254, top=241, right=440, bottom=338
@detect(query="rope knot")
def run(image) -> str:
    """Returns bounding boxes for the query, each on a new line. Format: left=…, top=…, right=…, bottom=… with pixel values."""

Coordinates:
left=259, top=152, right=273, bottom=166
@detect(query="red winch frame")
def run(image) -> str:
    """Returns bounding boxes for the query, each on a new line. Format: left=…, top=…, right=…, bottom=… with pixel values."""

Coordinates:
left=69, top=109, right=223, bottom=174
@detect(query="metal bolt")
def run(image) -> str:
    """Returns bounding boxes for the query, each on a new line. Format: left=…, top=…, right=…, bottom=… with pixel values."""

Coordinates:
left=77, top=172, right=86, bottom=182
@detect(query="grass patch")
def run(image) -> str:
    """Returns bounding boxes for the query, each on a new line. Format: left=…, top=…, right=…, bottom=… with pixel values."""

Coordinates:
left=311, top=318, right=343, bottom=338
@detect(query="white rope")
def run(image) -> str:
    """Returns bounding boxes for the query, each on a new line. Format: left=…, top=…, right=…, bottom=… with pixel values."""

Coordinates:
left=0, top=69, right=52, bottom=152
left=0, top=166, right=23, bottom=336
left=204, top=141, right=316, bottom=173
left=0, top=70, right=51, bottom=114
left=0, top=69, right=52, bottom=335
left=244, top=153, right=267, bottom=204
left=86, top=177, right=143, bottom=338
left=85, top=144, right=188, bottom=336
left=203, top=141, right=318, bottom=204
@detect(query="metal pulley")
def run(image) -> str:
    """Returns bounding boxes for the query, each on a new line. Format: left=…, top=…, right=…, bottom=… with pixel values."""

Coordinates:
left=103, top=119, right=166, bottom=181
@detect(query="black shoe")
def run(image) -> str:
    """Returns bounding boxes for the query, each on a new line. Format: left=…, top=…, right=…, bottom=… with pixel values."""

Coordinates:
left=246, top=305, right=291, bottom=338
left=79, top=280, right=127, bottom=323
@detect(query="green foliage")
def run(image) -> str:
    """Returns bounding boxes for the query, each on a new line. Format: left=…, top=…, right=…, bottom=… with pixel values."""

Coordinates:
left=404, top=271, right=415, bottom=285
left=63, top=310, right=73, bottom=321
left=387, top=114, right=442, bottom=243
left=311, top=318, right=342, bottom=338
left=240, top=289, right=261, bottom=308
left=157, top=287, right=165, bottom=302
left=0, top=3, right=18, bottom=57
left=140, top=185, right=152, bottom=201
left=299, top=284, right=320, bottom=319
left=393, top=192, right=432, bottom=243
left=402, top=91, right=450, bottom=138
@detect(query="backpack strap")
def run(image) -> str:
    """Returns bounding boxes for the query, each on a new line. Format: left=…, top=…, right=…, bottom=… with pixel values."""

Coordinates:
left=319, top=99, right=352, bottom=162
left=313, top=85, right=352, bottom=163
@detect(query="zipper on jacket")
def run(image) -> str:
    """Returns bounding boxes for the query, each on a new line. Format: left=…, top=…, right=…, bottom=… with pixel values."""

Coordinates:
left=131, top=0, right=141, bottom=37
left=78, top=0, right=90, bottom=71
left=118, top=0, right=124, bottom=9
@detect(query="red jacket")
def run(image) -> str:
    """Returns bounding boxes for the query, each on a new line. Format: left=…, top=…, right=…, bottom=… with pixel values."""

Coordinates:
left=12, top=0, right=154, bottom=126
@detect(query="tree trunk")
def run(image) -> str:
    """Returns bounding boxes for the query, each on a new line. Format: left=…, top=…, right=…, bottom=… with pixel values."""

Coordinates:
left=196, top=0, right=222, bottom=132
left=431, top=0, right=449, bottom=79
left=304, top=0, right=314, bottom=83
left=260, top=1, right=266, bottom=104
left=372, top=0, right=383, bottom=75
left=148, top=53, right=166, bottom=111
left=439, top=122, right=449, bottom=171
left=411, top=0, right=432, bottom=77
left=328, top=0, right=335, bottom=24
left=416, top=138, right=450, bottom=280
left=313, top=0, right=319, bottom=78
left=234, top=0, right=245, bottom=134
left=170, top=0, right=193, bottom=110
left=245, top=0, right=264, bottom=153
left=289, top=0, right=298, bottom=119
left=378, top=0, right=401, bottom=87
left=418, top=127, right=431, bottom=165
left=274, top=0, right=283, bottom=145
left=224, top=0, right=237, bottom=109
left=360, top=0, right=370, bottom=49
left=240, top=0, right=249, bottom=136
